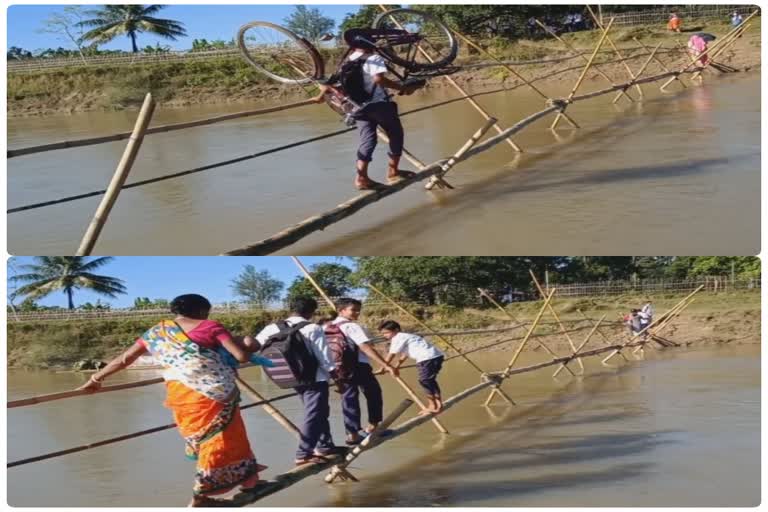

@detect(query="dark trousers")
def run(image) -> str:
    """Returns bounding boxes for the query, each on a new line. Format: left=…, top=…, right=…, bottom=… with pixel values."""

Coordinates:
left=417, top=356, right=444, bottom=397
left=341, top=362, right=384, bottom=435
left=294, top=381, right=335, bottom=459
left=355, top=102, right=404, bottom=162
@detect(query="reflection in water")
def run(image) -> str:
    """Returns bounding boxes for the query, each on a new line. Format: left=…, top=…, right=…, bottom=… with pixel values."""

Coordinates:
left=7, top=346, right=760, bottom=507
left=8, top=74, right=760, bottom=255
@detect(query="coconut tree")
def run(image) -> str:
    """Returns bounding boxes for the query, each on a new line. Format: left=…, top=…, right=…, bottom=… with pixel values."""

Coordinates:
left=10, top=257, right=126, bottom=310
left=78, top=5, right=187, bottom=53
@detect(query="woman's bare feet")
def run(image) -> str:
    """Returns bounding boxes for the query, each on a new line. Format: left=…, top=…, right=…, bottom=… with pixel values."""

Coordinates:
left=386, top=169, right=416, bottom=183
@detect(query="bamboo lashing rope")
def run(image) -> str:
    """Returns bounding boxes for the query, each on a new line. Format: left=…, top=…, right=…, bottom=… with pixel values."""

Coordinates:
left=552, top=314, right=606, bottom=378
left=534, top=18, right=634, bottom=105
left=477, top=288, right=575, bottom=376
left=378, top=4, right=523, bottom=153
left=290, top=257, right=449, bottom=433
left=485, top=289, right=556, bottom=406
left=76, top=93, right=155, bottom=256
left=550, top=17, right=616, bottom=131
left=529, top=270, right=585, bottom=372
left=586, top=5, right=643, bottom=98
left=365, top=283, right=516, bottom=405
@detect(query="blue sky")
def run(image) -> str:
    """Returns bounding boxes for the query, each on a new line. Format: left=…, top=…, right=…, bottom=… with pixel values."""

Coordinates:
left=7, top=256, right=354, bottom=308
left=7, top=4, right=362, bottom=52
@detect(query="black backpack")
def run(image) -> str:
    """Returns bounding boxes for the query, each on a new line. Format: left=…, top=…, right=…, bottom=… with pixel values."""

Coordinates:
left=259, top=321, right=318, bottom=389
left=336, top=56, right=374, bottom=105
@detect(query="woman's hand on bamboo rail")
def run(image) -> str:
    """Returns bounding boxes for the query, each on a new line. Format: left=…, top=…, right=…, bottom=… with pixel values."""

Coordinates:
left=76, top=343, right=148, bottom=392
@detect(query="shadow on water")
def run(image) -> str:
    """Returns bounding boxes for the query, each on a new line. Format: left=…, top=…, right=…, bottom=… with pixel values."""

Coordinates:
left=331, top=368, right=680, bottom=506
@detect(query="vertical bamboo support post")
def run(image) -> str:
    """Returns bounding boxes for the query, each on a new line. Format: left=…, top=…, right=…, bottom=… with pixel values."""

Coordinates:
left=76, top=93, right=155, bottom=255
left=366, top=283, right=516, bottom=405
left=553, top=314, right=606, bottom=377
left=578, top=309, right=628, bottom=361
left=602, top=285, right=704, bottom=363
left=425, top=118, right=496, bottom=190
left=236, top=377, right=301, bottom=437
left=377, top=4, right=523, bottom=153
left=612, top=42, right=662, bottom=103
left=529, top=270, right=585, bottom=371
left=551, top=17, right=617, bottom=130
left=534, top=18, right=633, bottom=106
left=291, top=257, right=448, bottom=434
left=446, top=29, right=579, bottom=129
left=477, top=288, right=575, bottom=375
left=633, top=37, right=687, bottom=88
left=325, top=399, right=413, bottom=483
left=484, top=289, right=556, bottom=406
left=586, top=5, right=643, bottom=97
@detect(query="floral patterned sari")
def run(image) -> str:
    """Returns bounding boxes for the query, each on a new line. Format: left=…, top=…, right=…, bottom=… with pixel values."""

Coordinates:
left=139, top=320, right=263, bottom=495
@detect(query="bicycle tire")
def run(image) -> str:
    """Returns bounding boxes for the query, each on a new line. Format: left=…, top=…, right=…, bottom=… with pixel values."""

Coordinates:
left=372, top=9, right=458, bottom=71
left=237, top=21, right=324, bottom=84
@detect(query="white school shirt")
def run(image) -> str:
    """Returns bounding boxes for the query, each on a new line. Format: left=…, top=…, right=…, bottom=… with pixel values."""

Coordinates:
left=348, top=50, right=390, bottom=104
left=388, top=332, right=444, bottom=363
left=333, top=316, right=374, bottom=365
left=255, top=316, right=335, bottom=382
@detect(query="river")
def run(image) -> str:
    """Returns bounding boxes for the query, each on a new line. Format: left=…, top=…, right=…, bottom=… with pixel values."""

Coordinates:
left=7, top=345, right=760, bottom=507
left=7, top=73, right=760, bottom=256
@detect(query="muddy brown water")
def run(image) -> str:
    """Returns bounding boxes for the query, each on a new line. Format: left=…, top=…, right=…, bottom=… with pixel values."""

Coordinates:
left=7, top=73, right=760, bottom=255
left=7, top=345, right=760, bottom=507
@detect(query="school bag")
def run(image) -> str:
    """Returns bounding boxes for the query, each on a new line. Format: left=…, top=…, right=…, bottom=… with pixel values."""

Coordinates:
left=259, top=321, right=318, bottom=388
left=324, top=321, right=359, bottom=382
left=336, top=56, right=374, bottom=105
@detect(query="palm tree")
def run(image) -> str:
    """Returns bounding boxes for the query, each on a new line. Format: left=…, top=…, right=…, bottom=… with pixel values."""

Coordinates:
left=10, top=257, right=127, bottom=310
left=78, top=5, right=187, bottom=53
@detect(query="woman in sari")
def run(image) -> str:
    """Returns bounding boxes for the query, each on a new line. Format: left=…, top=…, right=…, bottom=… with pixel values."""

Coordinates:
left=77, top=294, right=266, bottom=506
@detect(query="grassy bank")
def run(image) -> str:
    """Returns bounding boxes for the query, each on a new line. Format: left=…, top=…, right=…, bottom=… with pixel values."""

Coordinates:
left=8, top=19, right=760, bottom=117
left=7, top=290, right=759, bottom=369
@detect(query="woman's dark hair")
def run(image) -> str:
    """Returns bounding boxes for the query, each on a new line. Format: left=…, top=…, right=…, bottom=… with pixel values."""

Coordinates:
left=170, top=294, right=212, bottom=319
left=378, top=320, right=401, bottom=331
left=336, top=297, right=362, bottom=310
left=290, top=297, right=318, bottom=318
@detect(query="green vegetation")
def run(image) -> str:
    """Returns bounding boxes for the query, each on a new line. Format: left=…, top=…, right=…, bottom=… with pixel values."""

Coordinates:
left=78, top=5, right=187, bottom=53
left=283, top=5, right=335, bottom=43
left=10, top=257, right=126, bottom=310
left=7, top=289, right=760, bottom=369
left=230, top=266, right=284, bottom=305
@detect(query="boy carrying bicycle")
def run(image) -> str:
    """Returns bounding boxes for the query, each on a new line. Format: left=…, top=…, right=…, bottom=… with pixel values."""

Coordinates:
left=313, top=29, right=423, bottom=191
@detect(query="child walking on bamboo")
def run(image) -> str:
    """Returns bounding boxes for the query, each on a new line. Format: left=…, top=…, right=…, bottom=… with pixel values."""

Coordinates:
left=377, top=320, right=445, bottom=413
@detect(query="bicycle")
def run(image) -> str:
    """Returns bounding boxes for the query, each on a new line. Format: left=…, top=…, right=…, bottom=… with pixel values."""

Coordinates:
left=237, top=9, right=460, bottom=123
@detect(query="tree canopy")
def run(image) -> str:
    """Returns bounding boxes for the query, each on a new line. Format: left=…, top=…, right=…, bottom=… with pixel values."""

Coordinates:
left=230, top=265, right=284, bottom=305
left=284, top=6, right=335, bottom=43
left=286, top=263, right=354, bottom=303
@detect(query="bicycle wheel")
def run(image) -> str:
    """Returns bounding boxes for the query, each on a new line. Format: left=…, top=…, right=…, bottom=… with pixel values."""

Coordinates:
left=372, top=9, right=458, bottom=71
left=237, top=21, right=324, bottom=84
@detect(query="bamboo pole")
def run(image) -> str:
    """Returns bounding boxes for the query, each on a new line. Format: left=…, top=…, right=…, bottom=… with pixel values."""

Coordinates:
left=477, top=287, right=575, bottom=376
left=291, top=257, right=449, bottom=433
left=377, top=4, right=523, bottom=152
left=660, top=11, right=758, bottom=90
left=485, top=289, right=556, bottom=406
left=586, top=5, right=643, bottom=97
left=326, top=399, right=413, bottom=483
left=534, top=17, right=633, bottom=108
left=445, top=28, right=579, bottom=129
left=76, top=93, right=155, bottom=255
left=424, top=118, right=496, bottom=190
left=236, top=377, right=300, bottom=437
left=366, top=283, right=516, bottom=405
left=553, top=314, right=606, bottom=378
left=633, top=37, right=687, bottom=89
left=612, top=42, right=662, bottom=103
left=8, top=376, right=164, bottom=408
left=551, top=17, right=617, bottom=130
left=602, top=286, right=704, bottom=363
left=529, top=270, right=584, bottom=371
left=577, top=309, right=629, bottom=361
